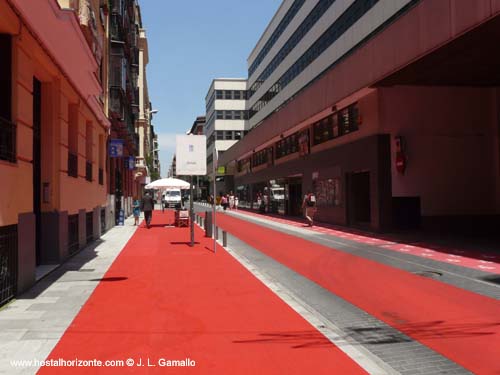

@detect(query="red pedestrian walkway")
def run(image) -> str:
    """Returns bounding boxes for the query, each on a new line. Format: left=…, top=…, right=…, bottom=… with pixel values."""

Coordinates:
left=214, top=213, right=500, bottom=375
left=38, top=211, right=366, bottom=374
left=229, top=209, right=500, bottom=273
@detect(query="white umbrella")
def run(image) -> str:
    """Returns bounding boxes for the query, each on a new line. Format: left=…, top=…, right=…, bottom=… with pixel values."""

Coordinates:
left=145, top=177, right=190, bottom=190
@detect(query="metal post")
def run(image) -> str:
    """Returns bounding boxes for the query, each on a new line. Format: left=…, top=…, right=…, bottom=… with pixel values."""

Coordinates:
left=222, top=230, right=227, bottom=247
left=215, top=226, right=218, bottom=241
left=212, top=149, right=217, bottom=254
left=190, top=175, right=194, bottom=247
left=204, top=211, right=212, bottom=237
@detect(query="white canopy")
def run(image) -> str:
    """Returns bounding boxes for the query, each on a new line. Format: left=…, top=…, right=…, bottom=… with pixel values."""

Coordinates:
left=145, top=177, right=190, bottom=190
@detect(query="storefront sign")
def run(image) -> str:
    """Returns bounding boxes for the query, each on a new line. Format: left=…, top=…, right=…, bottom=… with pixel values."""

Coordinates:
left=109, top=139, right=124, bottom=157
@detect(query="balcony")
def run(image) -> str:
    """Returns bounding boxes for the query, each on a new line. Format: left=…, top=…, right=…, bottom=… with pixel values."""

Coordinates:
left=68, top=152, right=78, bottom=178
left=109, top=87, right=124, bottom=119
left=0, top=116, right=16, bottom=163
left=110, top=14, right=124, bottom=43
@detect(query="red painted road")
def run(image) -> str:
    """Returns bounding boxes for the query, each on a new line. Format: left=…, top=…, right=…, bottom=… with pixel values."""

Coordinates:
left=38, top=211, right=366, bottom=374
left=214, top=213, right=500, bottom=375
left=228, top=209, right=500, bottom=274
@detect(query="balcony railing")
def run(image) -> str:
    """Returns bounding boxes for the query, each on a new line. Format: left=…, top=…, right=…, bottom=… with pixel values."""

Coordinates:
left=85, top=160, right=92, bottom=182
left=68, top=152, right=78, bottom=178
left=109, top=87, right=124, bottom=118
left=0, top=116, right=16, bottom=163
left=98, top=167, right=104, bottom=185
left=0, top=224, right=17, bottom=307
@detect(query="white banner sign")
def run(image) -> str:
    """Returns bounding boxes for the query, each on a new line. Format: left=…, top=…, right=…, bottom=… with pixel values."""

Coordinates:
left=175, top=135, right=207, bottom=176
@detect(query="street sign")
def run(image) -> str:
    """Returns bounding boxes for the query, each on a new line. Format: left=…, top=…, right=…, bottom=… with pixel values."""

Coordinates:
left=109, top=139, right=124, bottom=157
left=176, top=135, right=207, bottom=175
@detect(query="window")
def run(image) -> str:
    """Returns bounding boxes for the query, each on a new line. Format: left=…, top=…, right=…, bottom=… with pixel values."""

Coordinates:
left=248, top=0, right=380, bottom=117
left=85, top=122, right=93, bottom=182
left=216, top=90, right=223, bottom=99
left=275, top=132, right=299, bottom=159
left=0, top=34, right=15, bottom=163
left=234, top=90, right=241, bottom=100
left=216, top=131, right=224, bottom=140
left=234, top=111, right=242, bottom=120
left=98, top=134, right=104, bottom=185
left=216, top=110, right=223, bottom=120
left=224, top=111, right=233, bottom=120
left=224, top=90, right=232, bottom=100
left=225, top=131, right=233, bottom=140
left=68, top=104, right=79, bottom=178
left=248, top=0, right=305, bottom=77
left=235, top=131, right=242, bottom=140
left=312, top=103, right=359, bottom=146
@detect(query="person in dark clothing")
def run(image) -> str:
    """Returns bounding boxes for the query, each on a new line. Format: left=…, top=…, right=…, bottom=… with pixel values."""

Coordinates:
left=141, top=192, right=154, bottom=228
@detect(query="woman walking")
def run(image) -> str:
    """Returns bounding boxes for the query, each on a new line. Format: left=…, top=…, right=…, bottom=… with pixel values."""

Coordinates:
left=132, top=196, right=141, bottom=226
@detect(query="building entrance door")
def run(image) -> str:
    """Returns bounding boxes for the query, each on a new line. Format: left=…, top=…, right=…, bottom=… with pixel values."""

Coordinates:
left=33, top=78, right=42, bottom=266
left=286, top=180, right=302, bottom=216
left=348, top=171, right=371, bottom=225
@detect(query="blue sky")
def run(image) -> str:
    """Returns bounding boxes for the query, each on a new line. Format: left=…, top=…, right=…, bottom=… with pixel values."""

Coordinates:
left=140, top=0, right=282, bottom=177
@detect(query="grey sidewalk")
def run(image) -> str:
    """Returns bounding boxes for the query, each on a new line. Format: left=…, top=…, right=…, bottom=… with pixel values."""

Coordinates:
left=0, top=216, right=138, bottom=375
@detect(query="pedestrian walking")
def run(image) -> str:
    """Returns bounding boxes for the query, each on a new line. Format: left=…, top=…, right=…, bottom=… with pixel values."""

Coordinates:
left=302, top=190, right=317, bottom=226
left=141, top=191, right=154, bottom=228
left=132, top=196, right=141, bottom=226
left=221, top=194, right=228, bottom=211
left=229, top=191, right=235, bottom=209
left=234, top=196, right=239, bottom=210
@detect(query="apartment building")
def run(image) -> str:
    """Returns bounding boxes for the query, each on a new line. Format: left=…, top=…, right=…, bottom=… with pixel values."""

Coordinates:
left=204, top=78, right=248, bottom=195
left=0, top=0, right=110, bottom=305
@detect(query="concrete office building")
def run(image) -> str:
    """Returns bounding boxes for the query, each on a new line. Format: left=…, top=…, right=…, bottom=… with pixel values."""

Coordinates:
left=204, top=78, right=248, bottom=196
left=219, top=0, right=500, bottom=233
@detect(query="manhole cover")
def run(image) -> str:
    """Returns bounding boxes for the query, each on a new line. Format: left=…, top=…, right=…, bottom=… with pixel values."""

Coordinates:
left=413, top=270, right=442, bottom=279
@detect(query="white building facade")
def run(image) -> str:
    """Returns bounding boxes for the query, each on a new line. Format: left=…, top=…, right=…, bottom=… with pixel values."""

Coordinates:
left=246, top=0, right=417, bottom=127
left=204, top=78, right=248, bottom=194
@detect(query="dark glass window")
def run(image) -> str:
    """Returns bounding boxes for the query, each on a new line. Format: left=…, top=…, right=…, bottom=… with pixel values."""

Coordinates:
left=234, top=91, right=241, bottom=100
left=235, top=131, right=242, bottom=140
left=248, top=0, right=305, bottom=77
left=225, top=131, right=233, bottom=140
left=216, top=90, right=223, bottom=99
left=216, top=131, right=224, bottom=140
left=224, top=111, right=233, bottom=120
left=275, top=132, right=299, bottom=159
left=224, top=90, right=232, bottom=100
left=249, top=0, right=380, bottom=117
left=234, top=111, right=242, bottom=120
left=216, top=111, right=223, bottom=120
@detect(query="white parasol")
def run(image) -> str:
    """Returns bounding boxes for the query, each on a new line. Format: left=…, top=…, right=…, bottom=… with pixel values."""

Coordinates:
left=145, top=177, right=190, bottom=190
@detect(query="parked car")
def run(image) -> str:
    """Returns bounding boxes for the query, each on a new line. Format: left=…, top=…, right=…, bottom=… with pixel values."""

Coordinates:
left=162, top=189, right=182, bottom=208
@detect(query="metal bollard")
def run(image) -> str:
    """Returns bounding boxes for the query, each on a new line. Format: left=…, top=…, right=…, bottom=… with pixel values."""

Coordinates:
left=222, top=230, right=227, bottom=247
left=205, top=211, right=212, bottom=237
left=215, top=226, right=218, bottom=241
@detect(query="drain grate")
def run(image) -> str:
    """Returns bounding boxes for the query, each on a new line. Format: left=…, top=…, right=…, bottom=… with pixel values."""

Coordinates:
left=78, top=269, right=95, bottom=272
left=413, top=270, right=443, bottom=279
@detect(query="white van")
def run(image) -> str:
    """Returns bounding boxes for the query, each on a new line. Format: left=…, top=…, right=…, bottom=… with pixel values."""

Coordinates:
left=162, top=189, right=182, bottom=208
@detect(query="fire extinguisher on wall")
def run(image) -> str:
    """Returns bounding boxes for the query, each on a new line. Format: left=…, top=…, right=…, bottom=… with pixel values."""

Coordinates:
left=395, top=135, right=406, bottom=175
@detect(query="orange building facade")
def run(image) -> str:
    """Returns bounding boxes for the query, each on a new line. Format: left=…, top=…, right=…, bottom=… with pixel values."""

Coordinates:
left=0, top=0, right=109, bottom=303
